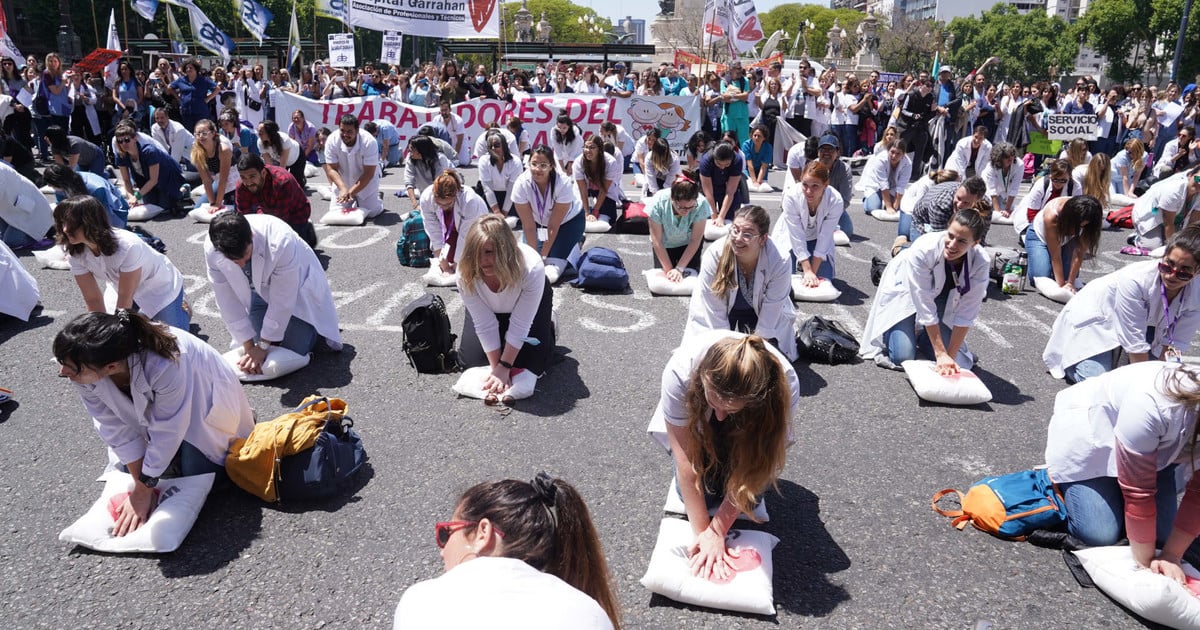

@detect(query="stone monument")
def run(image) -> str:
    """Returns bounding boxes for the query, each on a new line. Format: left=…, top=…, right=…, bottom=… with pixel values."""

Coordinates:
left=537, top=12, right=552, bottom=44
left=513, top=0, right=533, bottom=43
left=650, top=0, right=703, bottom=64
left=825, top=18, right=846, bottom=63
left=853, top=9, right=881, bottom=72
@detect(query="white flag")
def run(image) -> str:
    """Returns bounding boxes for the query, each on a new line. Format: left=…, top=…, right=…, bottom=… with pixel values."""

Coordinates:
left=702, top=0, right=762, bottom=54
left=237, top=0, right=274, bottom=43
left=104, top=10, right=121, bottom=88
left=130, top=0, right=159, bottom=21
left=187, top=5, right=233, bottom=64
left=287, top=1, right=301, bottom=73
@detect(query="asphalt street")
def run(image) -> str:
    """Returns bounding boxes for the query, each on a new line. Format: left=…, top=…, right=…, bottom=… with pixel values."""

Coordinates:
left=0, top=160, right=1176, bottom=629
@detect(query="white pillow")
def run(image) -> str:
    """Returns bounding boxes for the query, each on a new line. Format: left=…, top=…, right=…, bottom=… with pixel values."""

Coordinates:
left=422, top=267, right=459, bottom=287
left=663, top=476, right=768, bottom=522
left=901, top=360, right=993, bottom=405
left=833, top=230, right=850, bottom=246
left=1150, top=246, right=1167, bottom=258
left=991, top=212, right=1015, bottom=225
left=791, top=276, right=841, bottom=302
left=304, top=163, right=320, bottom=178
left=41, top=184, right=57, bottom=195
left=748, top=181, right=773, bottom=193
left=544, top=257, right=568, bottom=284
left=33, top=245, right=71, bottom=270
left=1034, top=276, right=1074, bottom=304
left=126, top=204, right=164, bottom=222
left=451, top=366, right=538, bottom=401
left=870, top=209, right=901, bottom=222
left=704, top=222, right=730, bottom=242
left=640, top=517, right=779, bottom=615
left=222, top=346, right=311, bottom=382
left=187, top=204, right=231, bottom=223
left=504, top=216, right=519, bottom=229
left=319, top=207, right=366, bottom=226
left=58, top=470, right=214, bottom=553
left=584, top=218, right=612, bottom=233
left=189, top=186, right=205, bottom=200
left=633, top=174, right=647, bottom=189
left=643, top=269, right=699, bottom=296
left=1073, top=546, right=1200, bottom=630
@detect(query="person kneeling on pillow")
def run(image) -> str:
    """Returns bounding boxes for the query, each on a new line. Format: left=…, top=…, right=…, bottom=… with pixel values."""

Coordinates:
left=420, top=172, right=489, bottom=275
left=235, top=154, right=318, bottom=248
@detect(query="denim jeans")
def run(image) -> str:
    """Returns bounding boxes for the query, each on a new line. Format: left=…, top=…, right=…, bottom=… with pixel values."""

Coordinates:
left=1060, top=465, right=1178, bottom=547
left=119, top=440, right=225, bottom=479
left=898, top=212, right=913, bottom=241
left=790, top=241, right=834, bottom=280
left=248, top=291, right=318, bottom=354
left=838, top=209, right=854, bottom=238
left=883, top=311, right=976, bottom=369
left=0, top=217, right=38, bottom=248
left=525, top=211, right=586, bottom=261
left=145, top=288, right=191, bottom=330
left=864, top=191, right=884, bottom=213
left=1065, top=326, right=1155, bottom=384
left=1023, top=228, right=1077, bottom=280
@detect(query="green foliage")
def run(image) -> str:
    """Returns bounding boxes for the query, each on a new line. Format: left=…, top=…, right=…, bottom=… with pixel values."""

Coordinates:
left=498, top=0, right=612, bottom=44
left=1075, top=0, right=1199, bottom=84
left=877, top=15, right=942, bottom=74
left=945, top=4, right=1078, bottom=83
left=757, top=4, right=864, bottom=59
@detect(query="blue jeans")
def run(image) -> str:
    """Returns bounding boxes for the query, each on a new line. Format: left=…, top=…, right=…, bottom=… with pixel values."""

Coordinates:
left=838, top=209, right=854, bottom=238
left=526, top=211, right=586, bottom=261
left=248, top=291, right=319, bottom=355
left=119, top=440, right=225, bottom=479
left=883, top=311, right=976, bottom=369
left=864, top=191, right=884, bottom=213
left=1065, top=326, right=1155, bottom=384
left=898, top=212, right=913, bottom=241
left=833, top=124, right=858, bottom=156
left=791, top=241, right=834, bottom=280
left=145, top=288, right=191, bottom=330
left=0, top=217, right=38, bottom=248
left=1023, top=228, right=1077, bottom=280
left=1060, top=465, right=1178, bottom=547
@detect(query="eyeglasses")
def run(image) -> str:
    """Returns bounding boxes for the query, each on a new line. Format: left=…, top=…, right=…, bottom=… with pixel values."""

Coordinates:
left=1159, top=260, right=1196, bottom=282
left=673, top=202, right=697, bottom=212
left=729, top=227, right=761, bottom=241
left=435, top=520, right=505, bottom=548
left=1050, top=178, right=1068, bottom=184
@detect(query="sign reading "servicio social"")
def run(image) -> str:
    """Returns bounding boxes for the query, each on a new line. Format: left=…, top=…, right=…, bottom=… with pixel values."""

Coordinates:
left=1046, top=113, right=1097, bottom=141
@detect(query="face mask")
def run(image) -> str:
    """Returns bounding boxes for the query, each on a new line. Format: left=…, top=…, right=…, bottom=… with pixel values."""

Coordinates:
left=476, top=75, right=486, bottom=83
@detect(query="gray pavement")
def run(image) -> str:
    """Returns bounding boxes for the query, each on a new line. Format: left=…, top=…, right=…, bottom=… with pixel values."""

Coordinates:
left=0, top=161, right=1169, bottom=628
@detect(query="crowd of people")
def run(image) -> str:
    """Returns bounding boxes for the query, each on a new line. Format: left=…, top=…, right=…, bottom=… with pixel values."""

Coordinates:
left=5, top=47, right=1200, bottom=628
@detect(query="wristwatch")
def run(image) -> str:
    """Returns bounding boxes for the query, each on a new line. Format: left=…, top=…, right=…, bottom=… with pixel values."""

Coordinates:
left=138, top=472, right=159, bottom=488
left=257, top=339, right=273, bottom=351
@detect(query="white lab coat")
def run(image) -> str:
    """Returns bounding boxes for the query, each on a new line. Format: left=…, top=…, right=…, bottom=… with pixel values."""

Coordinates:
left=68, top=81, right=101, bottom=137
left=859, top=230, right=991, bottom=361
left=684, top=236, right=798, bottom=361
left=477, top=156, right=523, bottom=215
left=771, top=185, right=844, bottom=264
left=74, top=326, right=254, bottom=477
left=471, top=128, right=519, bottom=162
left=236, top=77, right=266, bottom=128
left=69, top=229, right=184, bottom=320
left=1046, top=361, right=1194, bottom=483
left=1043, top=260, right=1200, bottom=379
left=324, top=129, right=382, bottom=217
left=900, top=175, right=940, bottom=216
left=1133, top=173, right=1197, bottom=236
left=0, top=160, right=52, bottom=241
left=857, top=151, right=911, bottom=198
left=151, top=119, right=195, bottom=166
left=205, top=214, right=343, bottom=350
left=944, top=136, right=992, bottom=179
left=0, top=238, right=38, bottom=320
left=982, top=160, right=1023, bottom=208
left=419, top=186, right=489, bottom=263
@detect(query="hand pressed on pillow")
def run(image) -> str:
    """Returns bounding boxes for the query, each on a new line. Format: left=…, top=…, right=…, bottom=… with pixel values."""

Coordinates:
left=689, top=525, right=741, bottom=582
left=112, top=483, right=158, bottom=537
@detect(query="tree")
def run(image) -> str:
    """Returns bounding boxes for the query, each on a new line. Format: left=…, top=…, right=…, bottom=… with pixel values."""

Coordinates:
left=757, top=4, right=864, bottom=59
left=498, top=0, right=611, bottom=45
left=945, top=4, right=1078, bottom=83
left=1074, top=0, right=1151, bottom=84
left=877, top=15, right=943, bottom=74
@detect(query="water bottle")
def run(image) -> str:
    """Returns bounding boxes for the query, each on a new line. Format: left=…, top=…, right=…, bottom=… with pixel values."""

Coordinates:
left=1016, top=252, right=1029, bottom=292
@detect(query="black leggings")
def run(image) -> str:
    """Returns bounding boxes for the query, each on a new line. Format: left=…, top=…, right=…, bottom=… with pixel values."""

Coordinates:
left=459, top=278, right=555, bottom=375
left=288, top=159, right=307, bottom=187
left=653, top=244, right=702, bottom=273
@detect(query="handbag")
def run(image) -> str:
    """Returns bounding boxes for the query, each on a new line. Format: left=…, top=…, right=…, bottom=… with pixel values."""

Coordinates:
left=243, top=85, right=262, bottom=111
left=797, top=315, right=859, bottom=364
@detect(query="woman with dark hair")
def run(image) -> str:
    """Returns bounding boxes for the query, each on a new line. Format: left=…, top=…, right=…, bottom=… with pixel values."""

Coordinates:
left=403, top=135, right=454, bottom=210
left=256, top=119, right=305, bottom=185
left=54, top=196, right=189, bottom=329
left=476, top=129, right=522, bottom=217
left=1013, top=158, right=1076, bottom=236
left=698, top=142, right=745, bottom=226
left=981, top=141, right=1023, bottom=220
left=642, top=137, right=682, bottom=198
left=43, top=124, right=105, bottom=177
left=741, top=124, right=773, bottom=193
left=685, top=130, right=711, bottom=171
left=42, top=163, right=128, bottom=228
left=550, top=114, right=583, bottom=172
left=189, top=118, right=239, bottom=209
left=289, top=110, right=319, bottom=165
left=0, top=57, right=32, bottom=152
left=456, top=215, right=556, bottom=387
left=1024, top=194, right=1104, bottom=289
left=649, top=175, right=709, bottom=277
left=53, top=310, right=253, bottom=537
left=861, top=209, right=991, bottom=373
left=511, top=145, right=585, bottom=262
left=573, top=134, right=624, bottom=223
left=394, top=472, right=619, bottom=629
left=686, top=205, right=797, bottom=361
left=652, top=330, right=797, bottom=580
left=113, top=122, right=186, bottom=216
left=1045, top=225, right=1200, bottom=382
left=167, top=59, right=217, bottom=133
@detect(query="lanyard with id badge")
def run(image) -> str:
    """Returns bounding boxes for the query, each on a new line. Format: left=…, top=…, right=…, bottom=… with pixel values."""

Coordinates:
left=1160, top=282, right=1185, bottom=362
left=532, top=181, right=551, bottom=243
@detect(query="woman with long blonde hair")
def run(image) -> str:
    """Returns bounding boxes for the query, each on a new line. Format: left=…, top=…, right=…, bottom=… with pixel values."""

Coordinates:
left=655, top=330, right=798, bottom=581
left=1112, top=137, right=1147, bottom=196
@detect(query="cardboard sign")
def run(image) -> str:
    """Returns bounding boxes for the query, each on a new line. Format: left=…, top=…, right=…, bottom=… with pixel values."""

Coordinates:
left=380, top=32, right=402, bottom=65
left=328, top=33, right=356, bottom=68
left=1046, top=113, right=1098, bottom=141
left=73, top=49, right=123, bottom=74
left=1027, top=131, right=1063, bottom=156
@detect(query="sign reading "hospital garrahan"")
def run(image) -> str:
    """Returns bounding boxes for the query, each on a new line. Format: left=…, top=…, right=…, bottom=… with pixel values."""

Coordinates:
left=345, top=0, right=499, bottom=39
left=1046, top=113, right=1098, bottom=141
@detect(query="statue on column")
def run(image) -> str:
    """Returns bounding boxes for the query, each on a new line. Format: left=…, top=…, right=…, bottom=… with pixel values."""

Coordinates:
left=857, top=10, right=879, bottom=55
left=513, top=0, right=533, bottom=43
left=826, top=19, right=844, bottom=59
left=537, top=12, right=552, bottom=43
left=658, top=0, right=674, bottom=16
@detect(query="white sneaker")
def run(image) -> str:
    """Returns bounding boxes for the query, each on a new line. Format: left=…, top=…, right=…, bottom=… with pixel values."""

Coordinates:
left=874, top=354, right=903, bottom=371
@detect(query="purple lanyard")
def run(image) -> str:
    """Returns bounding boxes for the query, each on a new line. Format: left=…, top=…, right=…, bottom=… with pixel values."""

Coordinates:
left=532, top=182, right=550, bottom=224
left=951, top=257, right=970, bottom=296
left=1160, top=283, right=1181, bottom=348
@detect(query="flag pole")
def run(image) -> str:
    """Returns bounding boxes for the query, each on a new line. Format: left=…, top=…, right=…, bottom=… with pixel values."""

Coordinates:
left=90, top=2, right=100, bottom=51
left=121, top=0, right=129, bottom=50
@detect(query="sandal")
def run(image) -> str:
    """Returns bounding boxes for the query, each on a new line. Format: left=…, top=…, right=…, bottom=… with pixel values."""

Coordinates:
left=1119, top=245, right=1150, bottom=256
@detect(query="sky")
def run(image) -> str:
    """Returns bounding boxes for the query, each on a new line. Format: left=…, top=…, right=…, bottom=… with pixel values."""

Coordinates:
left=575, top=0, right=830, bottom=34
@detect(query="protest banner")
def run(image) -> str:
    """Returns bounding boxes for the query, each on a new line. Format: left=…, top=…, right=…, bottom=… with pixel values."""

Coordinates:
left=380, top=32, right=403, bottom=65
left=328, top=33, right=356, bottom=68
left=1046, top=113, right=1098, bottom=141
left=345, top=0, right=499, bottom=39
left=73, top=49, right=124, bottom=75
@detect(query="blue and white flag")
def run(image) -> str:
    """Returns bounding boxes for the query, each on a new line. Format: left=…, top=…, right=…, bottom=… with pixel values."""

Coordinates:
left=131, top=0, right=159, bottom=21
left=287, top=1, right=301, bottom=73
left=187, top=4, right=233, bottom=64
left=238, top=0, right=274, bottom=43
left=165, top=5, right=187, bottom=55
left=315, top=0, right=349, bottom=26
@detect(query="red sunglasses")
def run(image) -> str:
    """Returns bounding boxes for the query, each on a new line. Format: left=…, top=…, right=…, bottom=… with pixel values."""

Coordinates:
left=1159, top=260, right=1196, bottom=282
left=435, top=520, right=505, bottom=548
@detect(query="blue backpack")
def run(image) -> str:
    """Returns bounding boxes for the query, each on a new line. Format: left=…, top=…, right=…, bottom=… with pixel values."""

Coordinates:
left=932, top=468, right=1067, bottom=541
left=396, top=210, right=432, bottom=268
left=569, top=247, right=629, bottom=291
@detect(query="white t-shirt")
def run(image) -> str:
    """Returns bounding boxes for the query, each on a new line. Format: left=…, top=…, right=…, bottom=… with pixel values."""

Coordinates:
left=457, top=243, right=547, bottom=353
left=551, top=128, right=584, bottom=166
left=510, top=169, right=583, bottom=225
left=572, top=152, right=624, bottom=204
left=324, top=129, right=380, bottom=200
left=394, top=556, right=612, bottom=630
left=69, top=229, right=184, bottom=319
left=257, top=133, right=302, bottom=168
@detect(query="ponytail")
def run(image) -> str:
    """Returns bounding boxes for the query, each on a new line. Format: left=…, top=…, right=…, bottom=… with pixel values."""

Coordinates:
left=53, top=310, right=179, bottom=372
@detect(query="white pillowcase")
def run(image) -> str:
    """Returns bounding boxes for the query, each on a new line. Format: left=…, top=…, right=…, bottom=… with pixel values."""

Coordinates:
left=1150, top=246, right=1167, bottom=258
left=640, top=517, right=779, bottom=615
left=643, top=269, right=699, bottom=296
left=452, top=366, right=537, bottom=400
left=704, top=222, right=730, bottom=242
left=748, top=181, right=773, bottom=193
left=584, top=218, right=612, bottom=233
left=991, top=212, right=1015, bottom=225
left=1073, top=546, right=1200, bottom=630
left=1034, top=276, right=1075, bottom=304
left=304, top=163, right=320, bottom=178
left=320, top=207, right=366, bottom=226
left=791, top=276, right=841, bottom=302
left=187, top=204, right=231, bottom=223
left=870, top=209, right=901, bottom=222
left=40, top=184, right=56, bottom=195
left=544, top=257, right=568, bottom=284
left=662, top=476, right=768, bottom=521
left=222, top=346, right=311, bottom=382
left=902, top=360, right=993, bottom=405
left=317, top=185, right=334, bottom=201
left=189, top=186, right=205, bottom=200
left=504, top=216, right=519, bottom=229
left=58, top=471, right=214, bottom=553
left=422, top=267, right=459, bottom=287
left=833, top=230, right=850, bottom=246
left=33, top=245, right=71, bottom=270
left=126, top=204, right=165, bottom=222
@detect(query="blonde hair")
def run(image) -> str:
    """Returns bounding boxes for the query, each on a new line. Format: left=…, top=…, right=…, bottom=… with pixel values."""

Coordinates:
left=458, top=214, right=525, bottom=295
left=1065, top=138, right=1089, bottom=169
left=1125, top=138, right=1146, bottom=175
left=1082, top=154, right=1111, bottom=207
left=710, top=205, right=771, bottom=298
left=189, top=119, right=221, bottom=175
left=682, top=335, right=790, bottom=518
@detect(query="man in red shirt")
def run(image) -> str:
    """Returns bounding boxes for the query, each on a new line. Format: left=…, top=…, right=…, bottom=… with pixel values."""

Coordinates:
left=235, top=154, right=317, bottom=247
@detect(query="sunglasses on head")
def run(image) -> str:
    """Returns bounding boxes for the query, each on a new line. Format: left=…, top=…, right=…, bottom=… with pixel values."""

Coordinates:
left=1160, top=260, right=1196, bottom=282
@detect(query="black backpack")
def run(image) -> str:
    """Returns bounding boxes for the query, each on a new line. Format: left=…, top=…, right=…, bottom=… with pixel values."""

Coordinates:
left=400, top=293, right=459, bottom=373
left=797, top=315, right=860, bottom=365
